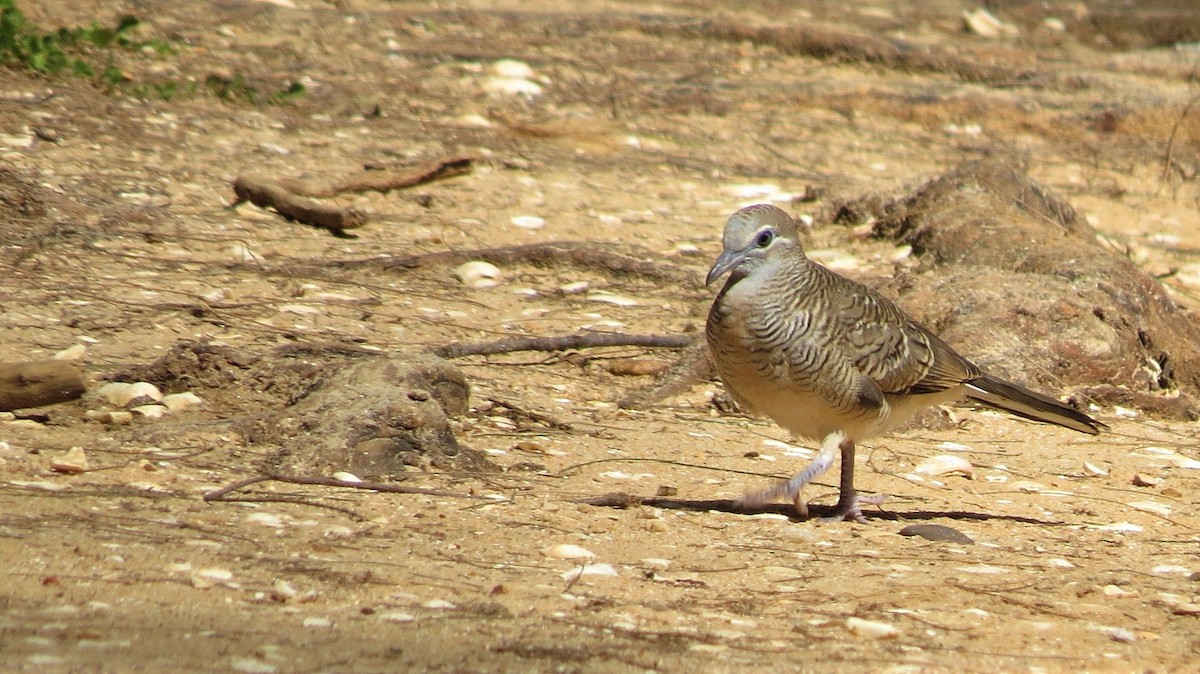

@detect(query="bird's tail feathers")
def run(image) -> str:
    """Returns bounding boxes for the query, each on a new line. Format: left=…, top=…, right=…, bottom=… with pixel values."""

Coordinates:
left=965, top=374, right=1105, bottom=435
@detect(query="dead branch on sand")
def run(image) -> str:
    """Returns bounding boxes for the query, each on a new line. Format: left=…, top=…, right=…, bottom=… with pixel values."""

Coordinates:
left=230, top=156, right=475, bottom=235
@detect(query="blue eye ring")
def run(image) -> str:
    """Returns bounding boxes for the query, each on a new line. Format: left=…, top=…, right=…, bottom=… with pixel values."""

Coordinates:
left=755, top=229, right=775, bottom=247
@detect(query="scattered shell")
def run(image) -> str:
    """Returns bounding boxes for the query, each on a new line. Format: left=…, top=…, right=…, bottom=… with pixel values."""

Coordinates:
left=84, top=410, right=133, bottom=425
left=453, top=260, right=502, bottom=289
left=332, top=471, right=362, bottom=483
left=245, top=513, right=284, bottom=528
left=1103, top=585, right=1139, bottom=598
left=559, top=281, right=590, bottom=294
left=898, top=524, right=973, bottom=544
left=98, top=381, right=163, bottom=407
left=1046, top=558, right=1075, bottom=569
left=50, top=446, right=88, bottom=474
left=542, top=544, right=597, bottom=560
left=490, top=59, right=536, bottom=80
left=53, top=344, right=87, bottom=361
left=7, top=480, right=69, bottom=492
left=936, top=441, right=970, bottom=451
left=454, top=113, right=492, bottom=128
left=161, top=392, right=203, bottom=413
left=560, top=563, right=618, bottom=581
left=954, top=564, right=1009, bottom=575
left=1131, top=473, right=1162, bottom=487
left=963, top=8, right=1019, bottom=38
left=1083, top=461, right=1108, bottom=476
left=1128, top=501, right=1172, bottom=516
left=1150, top=564, right=1192, bottom=575
left=231, top=657, right=277, bottom=674
left=191, top=568, right=234, bottom=589
left=913, top=454, right=974, bottom=479
left=421, top=599, right=457, bottom=610
left=674, top=243, right=702, bottom=256
left=131, top=404, right=168, bottom=420
left=272, top=579, right=298, bottom=600
left=587, top=291, right=639, bottom=307
left=846, top=617, right=899, bottom=639
left=302, top=617, right=332, bottom=628
left=380, top=611, right=416, bottom=623
left=482, top=74, right=544, bottom=97
left=510, top=215, right=545, bottom=229
left=1173, top=603, right=1200, bottom=616
left=1092, top=522, right=1144, bottom=533
left=1107, top=627, right=1137, bottom=643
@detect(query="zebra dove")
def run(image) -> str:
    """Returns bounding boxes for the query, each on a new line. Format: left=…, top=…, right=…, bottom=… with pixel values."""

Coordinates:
left=705, top=203, right=1105, bottom=522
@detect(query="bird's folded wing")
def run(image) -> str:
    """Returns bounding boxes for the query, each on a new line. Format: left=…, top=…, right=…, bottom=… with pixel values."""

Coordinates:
left=827, top=273, right=980, bottom=396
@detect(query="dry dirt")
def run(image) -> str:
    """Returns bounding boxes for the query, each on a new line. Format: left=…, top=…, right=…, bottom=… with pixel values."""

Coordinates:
left=3, top=1, right=1200, bottom=672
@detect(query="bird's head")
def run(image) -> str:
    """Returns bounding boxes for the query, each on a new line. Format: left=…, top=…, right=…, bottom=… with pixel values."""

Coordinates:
left=705, top=204, right=803, bottom=286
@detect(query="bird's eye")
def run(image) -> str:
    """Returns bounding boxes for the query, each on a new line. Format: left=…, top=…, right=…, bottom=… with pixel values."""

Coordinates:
left=755, top=229, right=775, bottom=247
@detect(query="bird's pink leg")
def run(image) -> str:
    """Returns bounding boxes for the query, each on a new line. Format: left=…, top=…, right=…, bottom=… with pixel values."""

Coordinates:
left=736, top=432, right=842, bottom=515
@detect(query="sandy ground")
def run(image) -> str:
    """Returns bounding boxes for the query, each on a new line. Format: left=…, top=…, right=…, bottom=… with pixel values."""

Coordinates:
left=2, top=1, right=1200, bottom=672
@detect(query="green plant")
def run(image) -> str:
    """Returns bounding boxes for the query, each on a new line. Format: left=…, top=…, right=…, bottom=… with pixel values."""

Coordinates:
left=0, top=2, right=304, bottom=105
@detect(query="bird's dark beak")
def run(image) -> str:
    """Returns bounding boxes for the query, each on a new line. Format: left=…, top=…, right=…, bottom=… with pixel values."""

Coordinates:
left=705, top=249, right=745, bottom=287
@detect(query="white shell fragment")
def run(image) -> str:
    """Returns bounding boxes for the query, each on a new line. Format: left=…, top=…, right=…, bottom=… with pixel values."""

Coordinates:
left=191, top=567, right=234, bottom=589
left=560, top=563, right=618, bottom=581
left=53, top=344, right=87, bottom=360
left=963, top=8, right=1019, bottom=38
left=846, top=617, right=899, bottom=639
left=161, top=392, right=203, bottom=412
left=587, top=291, right=639, bottom=307
left=84, top=410, right=134, bottom=425
left=131, top=404, right=168, bottom=420
left=1128, top=501, right=1172, bottom=517
left=914, top=454, right=974, bottom=479
left=98, top=381, right=163, bottom=407
left=1084, top=461, right=1108, bottom=476
left=50, top=446, right=88, bottom=474
left=490, top=59, right=536, bottom=80
left=453, top=260, right=502, bottom=289
left=541, top=544, right=597, bottom=560
left=510, top=215, right=546, bottom=230
left=332, top=471, right=362, bottom=483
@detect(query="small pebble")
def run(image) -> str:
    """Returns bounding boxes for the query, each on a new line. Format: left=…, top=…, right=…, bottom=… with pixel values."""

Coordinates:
left=161, top=392, right=203, bottom=412
left=53, top=344, right=87, bottom=361
left=131, top=404, right=168, bottom=420
left=1108, top=627, right=1137, bottom=643
left=846, top=617, right=899, bottom=639
left=561, top=563, right=618, bottom=581
left=510, top=215, right=545, bottom=230
left=453, top=261, right=502, bottom=289
left=899, top=524, right=973, bottom=544
left=913, top=455, right=974, bottom=479
left=542, top=544, right=596, bottom=560
left=50, top=446, right=88, bottom=474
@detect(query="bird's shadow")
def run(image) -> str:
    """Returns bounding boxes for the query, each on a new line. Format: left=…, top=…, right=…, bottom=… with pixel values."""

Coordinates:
left=577, top=492, right=1062, bottom=526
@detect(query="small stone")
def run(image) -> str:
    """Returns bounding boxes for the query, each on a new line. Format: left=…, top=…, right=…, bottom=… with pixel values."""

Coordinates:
left=899, top=524, right=973, bottom=544
left=846, top=617, right=899, bottom=638
left=1131, top=474, right=1162, bottom=487
left=453, top=260, right=502, bottom=289
left=131, top=404, right=168, bottom=419
left=541, top=544, right=596, bottom=560
left=161, top=392, right=203, bottom=412
left=53, top=344, right=87, bottom=361
left=50, top=446, right=88, bottom=474
left=560, top=563, right=618, bottom=581
left=1103, top=585, right=1139, bottom=598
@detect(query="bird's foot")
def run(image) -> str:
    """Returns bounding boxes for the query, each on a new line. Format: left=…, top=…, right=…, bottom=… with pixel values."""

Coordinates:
left=818, top=492, right=886, bottom=523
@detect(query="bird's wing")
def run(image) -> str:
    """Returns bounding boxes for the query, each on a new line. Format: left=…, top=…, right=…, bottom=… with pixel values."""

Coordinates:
left=825, top=270, right=980, bottom=396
